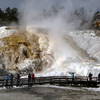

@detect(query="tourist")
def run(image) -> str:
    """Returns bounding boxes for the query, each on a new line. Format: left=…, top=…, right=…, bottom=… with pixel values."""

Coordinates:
left=69, top=72, right=75, bottom=81
left=16, top=73, right=20, bottom=87
left=10, top=74, right=14, bottom=88
left=4, top=74, right=9, bottom=88
left=98, top=73, right=100, bottom=81
left=32, top=73, right=35, bottom=85
left=28, top=73, right=32, bottom=87
left=88, top=72, right=93, bottom=81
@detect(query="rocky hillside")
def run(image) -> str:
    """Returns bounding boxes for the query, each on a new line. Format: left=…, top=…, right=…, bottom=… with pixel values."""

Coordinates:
left=0, top=26, right=53, bottom=75
left=1, top=26, right=100, bottom=77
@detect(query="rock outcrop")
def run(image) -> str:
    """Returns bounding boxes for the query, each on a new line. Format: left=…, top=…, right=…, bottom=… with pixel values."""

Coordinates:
left=0, top=27, right=53, bottom=74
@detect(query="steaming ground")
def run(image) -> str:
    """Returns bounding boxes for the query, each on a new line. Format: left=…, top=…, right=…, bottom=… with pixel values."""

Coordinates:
left=36, top=30, right=100, bottom=77
left=18, top=0, right=100, bottom=77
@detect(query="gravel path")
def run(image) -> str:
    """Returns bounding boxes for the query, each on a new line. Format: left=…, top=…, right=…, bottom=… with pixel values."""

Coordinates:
left=0, top=85, right=100, bottom=100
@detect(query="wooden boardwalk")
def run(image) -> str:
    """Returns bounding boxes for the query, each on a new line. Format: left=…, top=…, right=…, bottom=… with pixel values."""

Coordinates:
left=0, top=76, right=100, bottom=88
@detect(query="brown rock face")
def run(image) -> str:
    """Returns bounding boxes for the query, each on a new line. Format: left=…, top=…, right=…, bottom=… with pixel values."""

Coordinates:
left=0, top=31, right=41, bottom=73
left=0, top=27, right=54, bottom=75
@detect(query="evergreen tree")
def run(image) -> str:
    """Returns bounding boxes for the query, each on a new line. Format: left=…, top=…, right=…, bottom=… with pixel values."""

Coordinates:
left=0, top=7, right=19, bottom=25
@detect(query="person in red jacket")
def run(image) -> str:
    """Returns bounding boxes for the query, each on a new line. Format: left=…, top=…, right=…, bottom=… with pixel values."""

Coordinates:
left=32, top=73, right=35, bottom=85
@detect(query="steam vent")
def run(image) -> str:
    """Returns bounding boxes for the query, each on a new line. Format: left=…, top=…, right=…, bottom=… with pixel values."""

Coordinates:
left=0, top=26, right=53, bottom=75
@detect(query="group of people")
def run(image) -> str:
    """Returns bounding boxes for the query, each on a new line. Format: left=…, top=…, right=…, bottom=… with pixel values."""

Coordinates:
left=4, top=73, right=21, bottom=88
left=88, top=72, right=100, bottom=81
left=71, top=72, right=100, bottom=81
left=4, top=73, right=35, bottom=88
left=4, top=72, right=100, bottom=88
left=28, top=73, right=35, bottom=87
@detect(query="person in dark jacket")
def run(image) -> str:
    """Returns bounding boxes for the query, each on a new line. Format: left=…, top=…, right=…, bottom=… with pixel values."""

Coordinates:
left=88, top=72, right=93, bottom=81
left=10, top=74, right=14, bottom=88
left=28, top=73, right=32, bottom=87
left=98, top=73, right=100, bottom=81
left=16, top=73, right=20, bottom=87
left=69, top=72, right=75, bottom=81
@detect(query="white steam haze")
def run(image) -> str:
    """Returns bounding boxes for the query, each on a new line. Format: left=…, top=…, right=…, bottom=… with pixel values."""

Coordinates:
left=20, top=0, right=100, bottom=29
left=19, top=0, right=100, bottom=76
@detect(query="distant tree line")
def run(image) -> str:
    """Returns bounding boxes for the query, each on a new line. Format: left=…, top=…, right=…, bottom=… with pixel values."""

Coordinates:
left=0, top=7, right=19, bottom=26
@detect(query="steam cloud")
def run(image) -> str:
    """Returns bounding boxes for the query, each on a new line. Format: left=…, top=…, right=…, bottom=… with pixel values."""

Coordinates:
left=19, top=0, right=100, bottom=74
left=19, top=0, right=100, bottom=30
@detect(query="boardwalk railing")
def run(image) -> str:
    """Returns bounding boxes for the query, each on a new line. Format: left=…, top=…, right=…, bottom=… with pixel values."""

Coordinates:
left=0, top=76, right=99, bottom=88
